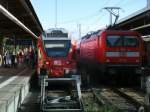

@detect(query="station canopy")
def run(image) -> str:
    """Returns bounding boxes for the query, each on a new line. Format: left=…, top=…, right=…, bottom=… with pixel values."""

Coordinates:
left=0, top=0, right=43, bottom=38
left=113, top=6, right=150, bottom=36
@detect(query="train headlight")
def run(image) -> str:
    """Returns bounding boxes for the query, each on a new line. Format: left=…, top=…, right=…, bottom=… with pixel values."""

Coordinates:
left=69, top=48, right=72, bottom=53
left=46, top=61, right=50, bottom=65
left=64, top=68, right=77, bottom=74
left=106, top=59, right=110, bottom=62
left=72, top=69, right=77, bottom=74
left=136, top=59, right=139, bottom=63
left=66, top=61, right=71, bottom=64
left=65, top=69, right=70, bottom=74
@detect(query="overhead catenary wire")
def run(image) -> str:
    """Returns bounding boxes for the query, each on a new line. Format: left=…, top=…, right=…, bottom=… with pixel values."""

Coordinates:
left=59, top=0, right=134, bottom=37
left=59, top=11, right=100, bottom=25
left=59, top=0, right=112, bottom=25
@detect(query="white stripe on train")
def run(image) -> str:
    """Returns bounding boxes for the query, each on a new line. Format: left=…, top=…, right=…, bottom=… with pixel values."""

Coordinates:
left=106, top=52, right=139, bottom=57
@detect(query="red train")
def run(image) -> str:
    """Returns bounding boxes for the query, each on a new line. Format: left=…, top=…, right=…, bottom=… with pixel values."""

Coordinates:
left=77, top=30, right=145, bottom=76
left=37, top=28, right=76, bottom=78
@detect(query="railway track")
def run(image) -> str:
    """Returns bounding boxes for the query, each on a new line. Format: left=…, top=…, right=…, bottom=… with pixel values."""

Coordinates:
left=87, top=87, right=146, bottom=112
left=19, top=87, right=146, bottom=112
left=82, top=89, right=104, bottom=112
left=113, top=88, right=145, bottom=111
left=18, top=72, right=147, bottom=112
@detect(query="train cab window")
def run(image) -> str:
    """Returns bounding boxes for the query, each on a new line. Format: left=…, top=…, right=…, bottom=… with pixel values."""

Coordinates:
left=44, top=40, right=71, bottom=57
left=106, top=35, right=122, bottom=47
left=124, top=36, right=138, bottom=47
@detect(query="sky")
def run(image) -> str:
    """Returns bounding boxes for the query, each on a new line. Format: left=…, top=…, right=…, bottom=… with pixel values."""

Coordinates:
left=31, top=0, right=147, bottom=40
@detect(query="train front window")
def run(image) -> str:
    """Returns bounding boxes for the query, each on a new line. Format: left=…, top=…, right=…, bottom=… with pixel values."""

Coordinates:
left=106, top=35, right=122, bottom=47
left=44, top=40, right=71, bottom=57
left=124, top=36, right=138, bottom=47
left=106, top=35, right=139, bottom=47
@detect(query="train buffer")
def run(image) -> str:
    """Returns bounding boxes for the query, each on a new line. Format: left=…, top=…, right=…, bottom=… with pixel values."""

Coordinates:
left=40, top=69, right=84, bottom=112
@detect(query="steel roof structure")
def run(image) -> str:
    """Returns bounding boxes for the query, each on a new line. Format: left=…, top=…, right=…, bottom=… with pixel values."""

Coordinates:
left=0, top=0, right=43, bottom=38
left=114, top=5, right=150, bottom=36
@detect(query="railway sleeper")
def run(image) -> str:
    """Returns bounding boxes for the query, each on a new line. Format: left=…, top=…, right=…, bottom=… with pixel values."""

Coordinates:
left=112, top=88, right=147, bottom=112
left=93, top=88, right=137, bottom=112
left=39, top=71, right=84, bottom=112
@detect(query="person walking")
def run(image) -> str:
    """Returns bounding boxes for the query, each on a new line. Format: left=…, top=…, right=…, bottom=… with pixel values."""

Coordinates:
left=0, top=54, right=2, bottom=67
left=3, top=51, right=7, bottom=67
left=11, top=51, right=15, bottom=68
left=6, top=51, right=11, bottom=67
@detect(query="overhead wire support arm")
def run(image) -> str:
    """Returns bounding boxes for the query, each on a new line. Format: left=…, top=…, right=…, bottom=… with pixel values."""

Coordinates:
left=103, top=7, right=122, bottom=26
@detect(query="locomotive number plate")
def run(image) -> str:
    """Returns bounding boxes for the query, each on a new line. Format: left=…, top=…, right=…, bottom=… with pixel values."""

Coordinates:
left=54, top=60, right=62, bottom=65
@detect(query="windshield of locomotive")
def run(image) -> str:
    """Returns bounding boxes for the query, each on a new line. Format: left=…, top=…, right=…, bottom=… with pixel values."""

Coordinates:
left=44, top=40, right=71, bottom=57
left=106, top=35, right=139, bottom=47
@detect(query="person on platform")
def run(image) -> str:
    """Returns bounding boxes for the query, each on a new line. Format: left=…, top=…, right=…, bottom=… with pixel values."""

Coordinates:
left=11, top=51, right=16, bottom=68
left=6, top=51, right=11, bottom=67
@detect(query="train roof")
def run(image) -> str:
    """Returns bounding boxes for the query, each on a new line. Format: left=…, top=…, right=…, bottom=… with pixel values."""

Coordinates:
left=45, top=28, right=68, bottom=34
left=41, top=34, right=71, bottom=41
left=81, top=29, right=140, bottom=40
left=103, top=29, right=138, bottom=33
left=81, top=30, right=101, bottom=39
left=44, top=28, right=69, bottom=39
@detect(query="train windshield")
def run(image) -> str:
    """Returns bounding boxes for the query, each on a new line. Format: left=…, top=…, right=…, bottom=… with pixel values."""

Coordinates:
left=124, top=36, right=139, bottom=47
left=106, top=35, right=139, bottom=47
left=106, top=35, right=122, bottom=47
left=44, top=40, right=71, bottom=57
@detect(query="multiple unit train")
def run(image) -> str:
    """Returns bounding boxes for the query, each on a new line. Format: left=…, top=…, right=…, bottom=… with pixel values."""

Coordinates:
left=77, top=29, right=145, bottom=79
left=37, top=28, right=76, bottom=78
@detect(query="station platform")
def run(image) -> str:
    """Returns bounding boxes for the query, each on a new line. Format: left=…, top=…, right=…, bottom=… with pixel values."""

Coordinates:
left=0, top=66, right=35, bottom=112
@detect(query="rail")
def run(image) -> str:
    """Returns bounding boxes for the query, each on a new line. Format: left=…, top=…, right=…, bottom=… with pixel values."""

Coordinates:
left=89, top=88, right=147, bottom=112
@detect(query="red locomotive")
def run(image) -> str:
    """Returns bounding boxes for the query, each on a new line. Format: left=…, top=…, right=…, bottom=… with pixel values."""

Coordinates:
left=77, top=29, right=145, bottom=77
left=37, top=28, right=76, bottom=78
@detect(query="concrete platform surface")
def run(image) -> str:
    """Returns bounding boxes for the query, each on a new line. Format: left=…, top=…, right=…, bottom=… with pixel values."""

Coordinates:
left=0, top=101, right=7, bottom=112
left=0, top=67, right=35, bottom=112
left=0, top=66, right=30, bottom=85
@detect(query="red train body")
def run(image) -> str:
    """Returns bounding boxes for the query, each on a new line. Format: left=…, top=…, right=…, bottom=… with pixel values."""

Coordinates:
left=37, top=28, right=76, bottom=77
left=77, top=30, right=145, bottom=74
